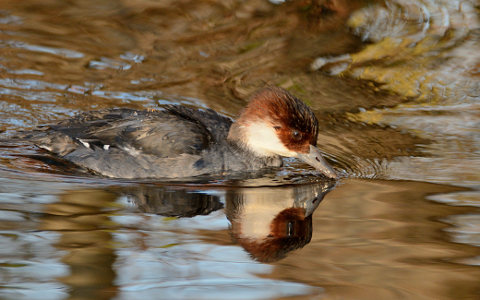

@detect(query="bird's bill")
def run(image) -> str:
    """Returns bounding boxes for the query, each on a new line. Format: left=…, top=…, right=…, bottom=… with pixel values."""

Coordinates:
left=297, top=145, right=337, bottom=179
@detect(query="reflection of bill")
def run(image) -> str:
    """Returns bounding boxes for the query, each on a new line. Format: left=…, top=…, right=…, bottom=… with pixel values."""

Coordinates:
left=225, top=182, right=335, bottom=262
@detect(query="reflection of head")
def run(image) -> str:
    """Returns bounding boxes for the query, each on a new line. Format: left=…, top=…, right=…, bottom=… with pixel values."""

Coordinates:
left=226, top=182, right=333, bottom=263
left=230, top=206, right=312, bottom=263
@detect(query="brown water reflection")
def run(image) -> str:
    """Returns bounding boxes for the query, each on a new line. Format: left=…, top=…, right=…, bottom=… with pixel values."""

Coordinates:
left=0, top=182, right=332, bottom=299
left=0, top=0, right=479, bottom=299
left=269, top=179, right=479, bottom=299
left=43, top=191, right=119, bottom=300
left=0, top=178, right=478, bottom=299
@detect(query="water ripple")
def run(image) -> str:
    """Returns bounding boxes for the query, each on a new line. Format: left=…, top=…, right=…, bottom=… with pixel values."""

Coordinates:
left=4, top=40, right=84, bottom=59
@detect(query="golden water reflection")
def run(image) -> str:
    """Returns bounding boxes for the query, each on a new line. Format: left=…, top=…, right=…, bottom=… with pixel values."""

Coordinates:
left=26, top=183, right=333, bottom=299
left=268, top=179, right=479, bottom=299
left=1, top=178, right=476, bottom=299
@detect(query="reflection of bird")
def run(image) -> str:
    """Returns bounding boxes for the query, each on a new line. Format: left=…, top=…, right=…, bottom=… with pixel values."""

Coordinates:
left=14, top=87, right=336, bottom=179
left=120, top=186, right=223, bottom=218
left=225, top=182, right=334, bottom=262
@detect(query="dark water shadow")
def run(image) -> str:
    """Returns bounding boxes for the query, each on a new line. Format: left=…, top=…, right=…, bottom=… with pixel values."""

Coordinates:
left=120, top=185, right=224, bottom=218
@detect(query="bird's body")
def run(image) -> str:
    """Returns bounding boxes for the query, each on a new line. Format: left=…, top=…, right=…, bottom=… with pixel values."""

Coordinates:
left=13, top=87, right=337, bottom=179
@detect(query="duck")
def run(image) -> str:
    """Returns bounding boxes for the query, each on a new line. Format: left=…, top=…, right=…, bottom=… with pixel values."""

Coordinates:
left=18, top=86, right=337, bottom=179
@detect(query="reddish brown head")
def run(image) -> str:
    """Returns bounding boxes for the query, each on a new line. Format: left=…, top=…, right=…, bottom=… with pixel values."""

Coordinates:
left=228, top=86, right=336, bottom=178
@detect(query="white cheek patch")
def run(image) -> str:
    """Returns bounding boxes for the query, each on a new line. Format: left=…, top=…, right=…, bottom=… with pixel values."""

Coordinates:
left=244, top=122, right=298, bottom=157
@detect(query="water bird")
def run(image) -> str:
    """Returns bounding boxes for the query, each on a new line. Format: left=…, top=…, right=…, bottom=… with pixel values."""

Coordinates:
left=16, top=87, right=337, bottom=179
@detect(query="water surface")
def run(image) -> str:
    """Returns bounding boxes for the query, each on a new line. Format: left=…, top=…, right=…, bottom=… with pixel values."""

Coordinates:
left=0, top=0, right=479, bottom=299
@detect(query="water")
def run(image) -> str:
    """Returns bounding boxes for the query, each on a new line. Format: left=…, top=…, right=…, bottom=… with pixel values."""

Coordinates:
left=0, top=0, right=479, bottom=299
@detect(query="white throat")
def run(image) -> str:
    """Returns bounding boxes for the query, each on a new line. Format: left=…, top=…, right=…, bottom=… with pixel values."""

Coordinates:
left=242, top=122, right=298, bottom=157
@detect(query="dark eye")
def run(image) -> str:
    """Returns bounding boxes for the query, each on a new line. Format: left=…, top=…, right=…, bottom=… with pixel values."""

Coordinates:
left=291, top=130, right=302, bottom=140
left=273, top=126, right=281, bottom=131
